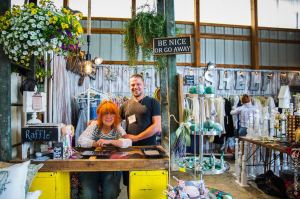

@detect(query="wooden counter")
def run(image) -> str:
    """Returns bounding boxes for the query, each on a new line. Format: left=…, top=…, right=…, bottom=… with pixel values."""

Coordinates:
left=38, top=158, right=168, bottom=172
left=27, top=146, right=169, bottom=172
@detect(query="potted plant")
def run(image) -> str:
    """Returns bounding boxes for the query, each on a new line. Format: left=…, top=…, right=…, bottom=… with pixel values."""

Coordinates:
left=0, top=0, right=83, bottom=68
left=35, top=59, right=52, bottom=83
left=124, top=4, right=166, bottom=70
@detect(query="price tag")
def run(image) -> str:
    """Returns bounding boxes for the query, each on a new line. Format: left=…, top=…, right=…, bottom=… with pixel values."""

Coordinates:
left=128, top=115, right=136, bottom=124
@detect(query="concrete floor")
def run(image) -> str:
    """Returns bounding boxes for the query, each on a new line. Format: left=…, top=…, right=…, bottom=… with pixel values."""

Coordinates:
left=172, top=170, right=279, bottom=199
left=117, top=161, right=280, bottom=199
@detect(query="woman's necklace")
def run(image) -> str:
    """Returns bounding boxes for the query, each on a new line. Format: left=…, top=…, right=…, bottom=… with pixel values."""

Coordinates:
left=101, top=126, right=112, bottom=134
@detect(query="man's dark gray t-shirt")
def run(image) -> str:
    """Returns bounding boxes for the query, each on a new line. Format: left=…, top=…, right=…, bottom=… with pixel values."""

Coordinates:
left=120, top=96, right=160, bottom=146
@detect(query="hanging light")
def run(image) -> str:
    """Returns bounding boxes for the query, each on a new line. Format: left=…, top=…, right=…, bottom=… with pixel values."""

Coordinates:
left=82, top=0, right=103, bottom=76
left=94, top=56, right=103, bottom=65
left=84, top=60, right=93, bottom=75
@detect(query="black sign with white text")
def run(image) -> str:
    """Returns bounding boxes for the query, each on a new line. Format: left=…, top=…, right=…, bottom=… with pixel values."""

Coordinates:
left=21, top=127, right=59, bottom=142
left=184, top=75, right=195, bottom=86
left=153, top=36, right=191, bottom=55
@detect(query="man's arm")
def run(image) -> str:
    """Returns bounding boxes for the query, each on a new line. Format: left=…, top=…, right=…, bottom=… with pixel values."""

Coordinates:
left=123, top=115, right=161, bottom=142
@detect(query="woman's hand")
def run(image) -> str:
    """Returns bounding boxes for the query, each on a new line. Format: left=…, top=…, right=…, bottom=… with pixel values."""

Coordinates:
left=95, top=139, right=111, bottom=147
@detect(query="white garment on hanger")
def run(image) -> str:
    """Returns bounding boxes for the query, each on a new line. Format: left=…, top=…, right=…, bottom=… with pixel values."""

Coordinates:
left=199, top=97, right=206, bottom=130
left=192, top=97, right=200, bottom=125
left=214, top=97, right=225, bottom=134
left=252, top=98, right=262, bottom=136
left=262, top=106, right=270, bottom=137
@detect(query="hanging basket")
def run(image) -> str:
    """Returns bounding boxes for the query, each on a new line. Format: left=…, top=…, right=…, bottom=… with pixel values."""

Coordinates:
left=136, top=35, right=153, bottom=49
left=136, top=35, right=143, bottom=45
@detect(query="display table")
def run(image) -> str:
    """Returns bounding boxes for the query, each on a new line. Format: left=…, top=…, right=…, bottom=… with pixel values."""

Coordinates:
left=236, top=136, right=292, bottom=187
left=239, top=136, right=290, bottom=154
left=18, top=146, right=169, bottom=199
left=239, top=136, right=290, bottom=170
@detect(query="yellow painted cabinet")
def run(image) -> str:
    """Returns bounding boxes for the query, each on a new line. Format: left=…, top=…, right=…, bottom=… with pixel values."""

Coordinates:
left=129, top=170, right=168, bottom=199
left=29, top=172, right=70, bottom=199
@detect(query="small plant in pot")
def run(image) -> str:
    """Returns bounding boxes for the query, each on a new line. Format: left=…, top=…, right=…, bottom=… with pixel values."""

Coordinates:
left=35, top=60, right=52, bottom=84
left=35, top=67, right=51, bottom=83
left=124, top=4, right=167, bottom=70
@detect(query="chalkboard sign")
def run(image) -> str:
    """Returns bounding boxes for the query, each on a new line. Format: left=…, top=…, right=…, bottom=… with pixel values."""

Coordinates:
left=153, top=36, right=191, bottom=55
left=53, top=142, right=63, bottom=159
left=184, top=75, right=195, bottom=86
left=21, top=127, right=59, bottom=142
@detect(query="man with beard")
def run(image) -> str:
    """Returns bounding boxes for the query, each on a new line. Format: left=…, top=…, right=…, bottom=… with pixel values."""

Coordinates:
left=120, top=73, right=161, bottom=146
left=120, top=74, right=161, bottom=194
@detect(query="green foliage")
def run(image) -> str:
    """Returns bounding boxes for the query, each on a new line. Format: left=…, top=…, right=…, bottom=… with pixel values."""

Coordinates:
left=35, top=66, right=51, bottom=83
left=189, top=86, right=197, bottom=94
left=35, top=59, right=52, bottom=82
left=124, top=5, right=167, bottom=70
left=182, top=109, right=191, bottom=123
left=0, top=0, right=83, bottom=67
left=204, top=86, right=215, bottom=94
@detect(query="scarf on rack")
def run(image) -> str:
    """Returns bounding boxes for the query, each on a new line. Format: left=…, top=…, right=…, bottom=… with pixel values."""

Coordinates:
left=172, top=109, right=192, bottom=158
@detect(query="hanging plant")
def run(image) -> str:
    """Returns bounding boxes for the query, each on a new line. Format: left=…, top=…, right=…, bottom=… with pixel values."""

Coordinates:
left=0, top=0, right=83, bottom=68
left=35, top=65, right=51, bottom=83
left=124, top=4, right=167, bottom=70
left=35, top=59, right=52, bottom=83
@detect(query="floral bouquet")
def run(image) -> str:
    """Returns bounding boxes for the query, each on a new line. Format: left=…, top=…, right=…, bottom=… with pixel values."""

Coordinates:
left=0, top=0, right=83, bottom=67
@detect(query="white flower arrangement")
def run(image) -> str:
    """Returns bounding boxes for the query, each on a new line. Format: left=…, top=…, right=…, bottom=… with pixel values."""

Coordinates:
left=0, top=0, right=83, bottom=67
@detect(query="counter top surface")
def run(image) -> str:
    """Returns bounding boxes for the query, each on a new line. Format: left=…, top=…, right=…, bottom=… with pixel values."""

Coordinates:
left=15, top=146, right=169, bottom=172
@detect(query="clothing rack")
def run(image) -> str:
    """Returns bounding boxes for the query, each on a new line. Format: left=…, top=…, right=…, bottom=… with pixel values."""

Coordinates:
left=110, top=91, right=132, bottom=96
left=75, top=87, right=111, bottom=122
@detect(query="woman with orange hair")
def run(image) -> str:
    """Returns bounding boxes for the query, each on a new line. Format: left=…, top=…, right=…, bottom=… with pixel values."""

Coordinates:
left=78, top=100, right=132, bottom=199
left=78, top=100, right=131, bottom=148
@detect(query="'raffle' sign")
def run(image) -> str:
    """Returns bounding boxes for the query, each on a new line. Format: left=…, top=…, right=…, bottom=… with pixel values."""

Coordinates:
left=22, top=127, right=59, bottom=142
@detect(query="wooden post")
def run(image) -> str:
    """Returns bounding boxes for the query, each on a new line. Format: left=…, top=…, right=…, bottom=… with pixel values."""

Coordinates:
left=160, top=69, right=170, bottom=151
left=27, top=55, right=37, bottom=81
left=165, top=0, right=179, bottom=134
left=157, top=0, right=170, bottom=151
left=0, top=0, right=12, bottom=161
left=251, top=0, right=259, bottom=70
left=63, top=0, right=69, bottom=8
left=131, top=0, right=136, bottom=17
left=178, top=74, right=184, bottom=123
left=194, top=0, right=200, bottom=67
